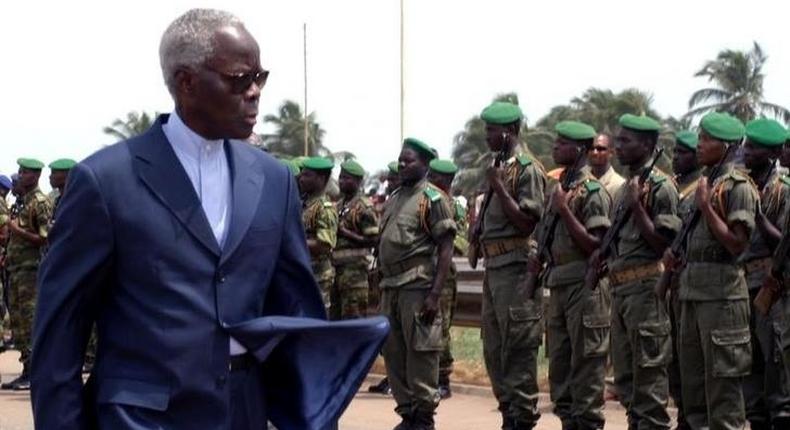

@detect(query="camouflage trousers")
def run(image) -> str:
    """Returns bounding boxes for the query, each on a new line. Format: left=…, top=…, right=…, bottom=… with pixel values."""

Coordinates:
left=8, top=269, right=37, bottom=364
left=439, top=263, right=458, bottom=385
left=667, top=287, right=687, bottom=429
left=331, top=261, right=369, bottom=320
left=482, top=262, right=543, bottom=425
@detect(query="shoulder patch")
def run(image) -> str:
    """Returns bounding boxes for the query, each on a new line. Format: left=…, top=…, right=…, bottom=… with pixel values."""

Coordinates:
left=649, top=173, right=666, bottom=185
left=323, top=201, right=335, bottom=208
left=516, top=153, right=533, bottom=166
left=423, top=187, right=442, bottom=202
left=584, top=180, right=601, bottom=193
left=780, top=175, right=790, bottom=187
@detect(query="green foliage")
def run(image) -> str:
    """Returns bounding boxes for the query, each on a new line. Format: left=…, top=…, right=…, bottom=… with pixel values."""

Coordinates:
left=262, top=100, right=328, bottom=158
left=103, top=111, right=156, bottom=142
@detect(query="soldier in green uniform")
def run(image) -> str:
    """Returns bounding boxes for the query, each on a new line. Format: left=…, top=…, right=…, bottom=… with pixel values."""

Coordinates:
left=332, top=159, right=379, bottom=320
left=738, top=119, right=790, bottom=429
left=1, top=158, right=53, bottom=391
left=605, top=114, right=680, bottom=429
left=667, top=130, right=702, bottom=430
left=427, top=158, right=467, bottom=400
left=0, top=175, right=11, bottom=352
left=534, top=121, right=611, bottom=430
left=387, top=160, right=402, bottom=194
left=378, top=138, right=456, bottom=430
left=299, top=157, right=339, bottom=315
left=664, top=112, right=758, bottom=430
left=48, top=158, right=76, bottom=213
left=472, top=102, right=547, bottom=430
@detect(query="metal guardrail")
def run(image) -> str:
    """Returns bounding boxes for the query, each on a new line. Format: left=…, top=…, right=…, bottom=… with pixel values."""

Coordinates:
left=453, top=258, right=484, bottom=328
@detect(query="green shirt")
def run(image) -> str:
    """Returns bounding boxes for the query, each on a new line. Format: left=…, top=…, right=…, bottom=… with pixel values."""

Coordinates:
left=678, top=163, right=759, bottom=301
left=542, top=166, right=612, bottom=288
left=379, top=179, right=456, bottom=289
left=608, top=163, right=681, bottom=295
left=335, top=193, right=379, bottom=252
left=7, top=187, right=54, bottom=271
left=302, top=192, right=338, bottom=282
left=676, top=170, right=703, bottom=221
left=480, top=153, right=546, bottom=268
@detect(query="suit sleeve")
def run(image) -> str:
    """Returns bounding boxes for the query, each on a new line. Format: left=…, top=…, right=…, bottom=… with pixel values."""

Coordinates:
left=31, top=163, right=114, bottom=430
left=263, top=169, right=326, bottom=319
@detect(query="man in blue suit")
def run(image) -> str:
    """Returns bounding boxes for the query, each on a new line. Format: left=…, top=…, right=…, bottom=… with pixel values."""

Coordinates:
left=31, top=9, right=387, bottom=430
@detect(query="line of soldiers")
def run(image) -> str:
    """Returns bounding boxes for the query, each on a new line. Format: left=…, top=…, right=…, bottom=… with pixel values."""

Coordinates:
left=0, top=157, right=75, bottom=391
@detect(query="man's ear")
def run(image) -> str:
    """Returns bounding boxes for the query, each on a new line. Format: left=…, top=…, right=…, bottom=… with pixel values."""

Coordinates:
left=174, top=68, right=197, bottom=101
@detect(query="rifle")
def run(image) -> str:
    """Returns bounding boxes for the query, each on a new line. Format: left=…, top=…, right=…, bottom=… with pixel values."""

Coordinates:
left=583, top=148, right=664, bottom=290
left=654, top=143, right=738, bottom=300
left=467, top=134, right=510, bottom=269
left=523, top=147, right=587, bottom=299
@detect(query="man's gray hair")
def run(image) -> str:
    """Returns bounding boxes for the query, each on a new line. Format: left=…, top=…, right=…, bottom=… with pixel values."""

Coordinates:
left=159, top=9, right=244, bottom=96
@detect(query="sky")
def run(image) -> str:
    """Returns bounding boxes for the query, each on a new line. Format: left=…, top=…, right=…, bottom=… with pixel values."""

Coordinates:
left=2, top=0, right=790, bottom=191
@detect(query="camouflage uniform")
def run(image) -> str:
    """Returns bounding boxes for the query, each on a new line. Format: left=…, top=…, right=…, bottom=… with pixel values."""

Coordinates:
left=302, top=193, right=338, bottom=314
left=479, top=153, right=546, bottom=427
left=331, top=193, right=379, bottom=320
left=378, top=178, right=456, bottom=421
left=0, top=196, right=8, bottom=334
left=668, top=168, right=702, bottom=429
left=541, top=166, right=612, bottom=430
left=6, top=187, right=53, bottom=365
left=608, top=163, right=680, bottom=430
left=740, top=172, right=790, bottom=429
left=677, top=162, right=758, bottom=430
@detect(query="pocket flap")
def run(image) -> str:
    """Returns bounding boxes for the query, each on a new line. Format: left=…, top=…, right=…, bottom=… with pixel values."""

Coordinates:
left=638, top=320, right=671, bottom=337
left=711, top=328, right=750, bottom=346
left=509, top=303, right=541, bottom=322
left=96, top=378, right=171, bottom=411
left=582, top=313, right=610, bottom=328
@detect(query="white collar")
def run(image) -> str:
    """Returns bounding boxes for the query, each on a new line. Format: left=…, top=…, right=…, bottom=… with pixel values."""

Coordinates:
left=163, top=111, right=224, bottom=162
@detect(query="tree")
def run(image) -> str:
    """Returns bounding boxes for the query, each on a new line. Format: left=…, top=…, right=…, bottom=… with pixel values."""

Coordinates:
left=262, top=100, right=329, bottom=158
left=686, top=42, right=790, bottom=123
left=103, top=111, right=156, bottom=142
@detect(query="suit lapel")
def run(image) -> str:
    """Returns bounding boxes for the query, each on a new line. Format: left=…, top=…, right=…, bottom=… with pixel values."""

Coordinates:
left=221, top=140, right=264, bottom=265
left=130, top=115, right=221, bottom=257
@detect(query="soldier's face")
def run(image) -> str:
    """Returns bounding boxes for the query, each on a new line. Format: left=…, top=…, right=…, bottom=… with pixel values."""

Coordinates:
left=614, top=129, right=650, bottom=167
left=50, top=170, right=69, bottom=189
left=18, top=168, right=40, bottom=189
left=552, top=137, right=582, bottom=166
left=697, top=132, right=727, bottom=166
left=672, top=145, right=698, bottom=176
left=427, top=171, right=453, bottom=193
left=386, top=172, right=400, bottom=193
left=398, top=148, right=427, bottom=184
left=743, top=139, right=775, bottom=171
left=781, top=142, right=790, bottom=168
left=298, top=169, right=327, bottom=195
left=338, top=171, right=361, bottom=195
left=485, top=124, right=510, bottom=152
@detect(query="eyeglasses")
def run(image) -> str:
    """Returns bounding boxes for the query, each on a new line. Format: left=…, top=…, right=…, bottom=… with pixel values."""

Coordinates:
left=210, top=68, right=270, bottom=94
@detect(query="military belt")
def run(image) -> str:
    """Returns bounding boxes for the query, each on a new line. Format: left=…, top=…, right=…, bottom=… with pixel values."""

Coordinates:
left=609, top=261, right=664, bottom=287
left=685, top=247, right=734, bottom=264
left=380, top=255, right=434, bottom=278
left=332, top=248, right=371, bottom=261
left=550, top=252, right=586, bottom=266
left=744, top=257, right=772, bottom=274
left=481, top=237, right=529, bottom=258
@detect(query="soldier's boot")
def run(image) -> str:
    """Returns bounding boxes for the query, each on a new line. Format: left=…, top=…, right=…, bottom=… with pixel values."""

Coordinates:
left=498, top=403, right=514, bottom=430
left=410, top=411, right=435, bottom=430
left=511, top=418, right=536, bottom=430
left=437, top=375, right=452, bottom=400
left=392, top=413, right=412, bottom=430
left=369, top=377, right=391, bottom=395
left=2, top=363, right=29, bottom=390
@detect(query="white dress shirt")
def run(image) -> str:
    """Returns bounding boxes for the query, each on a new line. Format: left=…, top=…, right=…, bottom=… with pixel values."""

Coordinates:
left=162, top=111, right=247, bottom=355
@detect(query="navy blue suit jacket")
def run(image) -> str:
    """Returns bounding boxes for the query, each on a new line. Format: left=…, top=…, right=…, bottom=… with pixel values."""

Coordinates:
left=31, top=115, right=387, bottom=430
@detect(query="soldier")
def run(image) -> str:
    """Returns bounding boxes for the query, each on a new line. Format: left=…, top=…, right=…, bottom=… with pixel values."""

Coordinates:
left=533, top=121, right=611, bottom=430
left=589, top=133, right=626, bottom=197
left=738, top=119, right=790, bottom=429
left=667, top=130, right=702, bottom=430
left=378, top=138, right=455, bottom=430
left=0, top=175, right=11, bottom=352
left=299, top=156, right=339, bottom=314
left=1, top=158, right=53, bottom=391
left=332, top=159, right=379, bottom=320
left=427, top=158, right=467, bottom=400
left=48, top=159, right=76, bottom=209
left=472, top=101, right=547, bottom=430
left=606, top=114, right=680, bottom=429
left=664, top=112, right=758, bottom=430
left=387, top=160, right=401, bottom=194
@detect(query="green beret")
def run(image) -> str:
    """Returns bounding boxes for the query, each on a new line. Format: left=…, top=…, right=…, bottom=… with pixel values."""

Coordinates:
left=340, top=159, right=365, bottom=177
left=301, top=156, right=334, bottom=171
left=292, top=156, right=308, bottom=169
left=700, top=112, right=745, bottom=142
left=279, top=159, right=300, bottom=176
left=49, top=158, right=77, bottom=171
left=675, top=131, right=699, bottom=151
left=745, top=118, right=787, bottom=147
left=555, top=120, right=596, bottom=141
left=619, top=114, right=661, bottom=132
left=403, top=137, right=436, bottom=160
left=17, top=158, right=45, bottom=170
left=429, top=159, right=458, bottom=175
left=387, top=161, right=399, bottom=174
left=480, top=102, right=523, bottom=125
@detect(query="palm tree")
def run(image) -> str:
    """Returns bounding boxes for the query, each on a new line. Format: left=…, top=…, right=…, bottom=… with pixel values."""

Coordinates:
left=686, top=42, right=790, bottom=123
left=103, top=111, right=156, bottom=142
left=262, top=100, right=328, bottom=158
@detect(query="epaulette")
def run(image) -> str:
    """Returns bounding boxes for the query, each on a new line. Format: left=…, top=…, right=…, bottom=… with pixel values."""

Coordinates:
left=649, top=168, right=668, bottom=185
left=516, top=153, right=533, bottom=166
left=423, top=187, right=442, bottom=202
left=323, top=200, right=335, bottom=208
left=33, top=191, right=49, bottom=204
left=780, top=174, right=790, bottom=187
left=584, top=179, right=601, bottom=193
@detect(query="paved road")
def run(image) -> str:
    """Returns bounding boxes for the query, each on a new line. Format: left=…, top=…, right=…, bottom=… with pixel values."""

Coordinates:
left=0, top=351, right=673, bottom=429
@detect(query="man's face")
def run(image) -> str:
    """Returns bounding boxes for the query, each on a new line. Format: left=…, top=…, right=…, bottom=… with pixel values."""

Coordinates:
left=614, top=129, right=650, bottom=167
left=743, top=139, right=775, bottom=171
left=338, top=171, right=361, bottom=195
left=672, top=145, right=698, bottom=176
left=49, top=170, right=69, bottom=190
left=780, top=142, right=790, bottom=168
left=697, top=132, right=727, bottom=167
left=398, top=148, right=427, bottom=184
left=298, top=169, right=327, bottom=195
left=552, top=137, right=582, bottom=167
left=588, top=135, right=613, bottom=168
left=485, top=124, right=510, bottom=152
left=18, top=168, right=40, bottom=190
left=386, top=171, right=400, bottom=194
left=427, top=171, right=453, bottom=193
left=178, top=25, right=265, bottom=140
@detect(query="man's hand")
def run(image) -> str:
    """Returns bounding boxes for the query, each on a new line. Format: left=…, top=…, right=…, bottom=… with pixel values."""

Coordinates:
left=695, top=177, right=711, bottom=210
left=624, top=177, right=645, bottom=210
left=7, top=220, right=21, bottom=235
left=552, top=187, right=571, bottom=214
left=419, top=291, right=440, bottom=325
left=527, top=255, right=542, bottom=274
left=662, top=248, right=680, bottom=271
left=486, top=165, right=505, bottom=190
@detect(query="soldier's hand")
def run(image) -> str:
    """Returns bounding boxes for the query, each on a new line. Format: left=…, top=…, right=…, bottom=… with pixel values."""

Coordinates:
left=551, top=187, right=571, bottom=213
left=527, top=255, right=542, bottom=274
left=662, top=248, right=679, bottom=271
left=7, top=220, right=20, bottom=234
left=419, top=292, right=440, bottom=325
left=624, top=177, right=645, bottom=210
left=695, top=177, right=710, bottom=209
left=486, top=165, right=504, bottom=188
